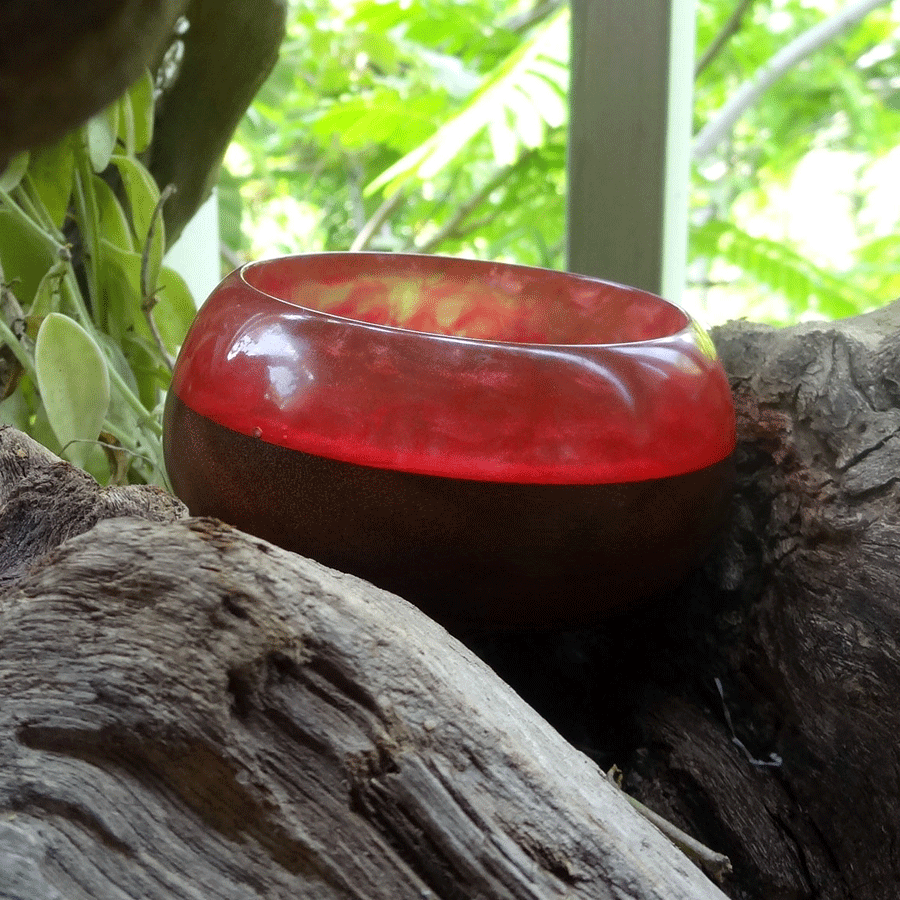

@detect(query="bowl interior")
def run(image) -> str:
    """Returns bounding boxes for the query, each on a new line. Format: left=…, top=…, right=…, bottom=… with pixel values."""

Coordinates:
left=242, top=253, right=689, bottom=346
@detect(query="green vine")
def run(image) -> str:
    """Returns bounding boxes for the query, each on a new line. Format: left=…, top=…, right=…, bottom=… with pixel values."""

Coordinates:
left=0, top=71, right=196, bottom=487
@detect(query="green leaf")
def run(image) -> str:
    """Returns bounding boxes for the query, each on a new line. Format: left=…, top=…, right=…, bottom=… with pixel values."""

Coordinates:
left=117, top=92, right=136, bottom=158
left=517, top=72, right=567, bottom=129
left=506, top=86, right=545, bottom=149
left=93, top=175, right=135, bottom=253
left=153, top=267, right=197, bottom=353
left=0, top=210, right=57, bottom=309
left=29, top=256, right=69, bottom=318
left=691, top=220, right=873, bottom=322
left=127, top=70, right=156, bottom=153
left=312, top=93, right=446, bottom=152
left=35, top=312, right=111, bottom=467
left=119, top=330, right=167, bottom=409
left=111, top=154, right=161, bottom=243
left=0, top=152, right=29, bottom=191
left=0, top=383, right=32, bottom=430
left=92, top=330, right=143, bottom=439
left=28, top=135, right=76, bottom=228
left=110, top=155, right=166, bottom=296
left=486, top=111, right=518, bottom=167
left=99, top=240, right=185, bottom=374
left=71, top=140, right=104, bottom=317
left=143, top=212, right=166, bottom=300
left=98, top=237, right=142, bottom=338
left=86, top=104, right=119, bottom=173
left=366, top=5, right=570, bottom=196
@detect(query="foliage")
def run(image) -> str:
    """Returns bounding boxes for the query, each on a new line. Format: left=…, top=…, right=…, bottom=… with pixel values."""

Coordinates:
left=222, top=0, right=900, bottom=325
left=0, top=72, right=195, bottom=485
left=2, top=0, right=897, bottom=486
left=220, top=0, right=569, bottom=267
left=691, top=0, right=900, bottom=322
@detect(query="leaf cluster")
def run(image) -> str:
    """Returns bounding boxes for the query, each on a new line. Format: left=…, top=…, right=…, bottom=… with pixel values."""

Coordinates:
left=691, top=0, right=900, bottom=322
left=221, top=0, right=569, bottom=268
left=0, top=72, right=195, bottom=485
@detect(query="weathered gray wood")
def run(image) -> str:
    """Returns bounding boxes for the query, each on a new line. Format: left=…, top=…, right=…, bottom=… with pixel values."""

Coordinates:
left=0, top=426, right=726, bottom=900
left=680, top=302, right=900, bottom=898
left=5, top=299, right=900, bottom=899
left=459, top=301, right=900, bottom=900
left=490, top=301, right=900, bottom=900
left=0, top=428, right=186, bottom=592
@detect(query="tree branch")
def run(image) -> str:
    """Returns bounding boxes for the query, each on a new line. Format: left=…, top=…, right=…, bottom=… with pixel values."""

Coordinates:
left=503, top=0, right=567, bottom=34
left=694, top=0, right=757, bottom=78
left=349, top=190, right=405, bottom=251
left=692, top=0, right=891, bottom=162
left=414, top=154, right=534, bottom=254
left=0, top=426, right=731, bottom=900
left=149, top=0, right=286, bottom=243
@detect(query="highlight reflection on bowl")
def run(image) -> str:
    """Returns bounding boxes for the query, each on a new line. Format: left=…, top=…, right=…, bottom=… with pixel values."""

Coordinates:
left=164, top=253, right=735, bottom=632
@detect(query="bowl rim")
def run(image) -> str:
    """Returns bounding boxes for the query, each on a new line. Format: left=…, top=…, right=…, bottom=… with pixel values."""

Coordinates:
left=169, top=251, right=735, bottom=484
left=236, top=251, right=700, bottom=352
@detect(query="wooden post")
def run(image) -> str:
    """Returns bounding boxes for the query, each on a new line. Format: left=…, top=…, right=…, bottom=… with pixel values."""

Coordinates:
left=567, top=0, right=695, bottom=305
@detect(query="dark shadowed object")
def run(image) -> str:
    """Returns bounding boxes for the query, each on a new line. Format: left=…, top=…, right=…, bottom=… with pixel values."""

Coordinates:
left=0, top=0, right=186, bottom=162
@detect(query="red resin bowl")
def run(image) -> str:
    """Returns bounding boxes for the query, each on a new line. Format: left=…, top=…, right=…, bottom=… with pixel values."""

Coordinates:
left=164, top=253, right=735, bottom=632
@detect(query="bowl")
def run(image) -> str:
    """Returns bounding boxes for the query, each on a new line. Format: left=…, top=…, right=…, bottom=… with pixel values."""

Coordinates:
left=163, top=253, right=735, bottom=632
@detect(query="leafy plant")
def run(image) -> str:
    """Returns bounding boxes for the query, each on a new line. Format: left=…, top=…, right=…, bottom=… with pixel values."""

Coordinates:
left=365, top=4, right=568, bottom=195
left=221, top=0, right=569, bottom=267
left=223, top=0, right=900, bottom=325
left=689, top=0, right=900, bottom=321
left=0, top=71, right=195, bottom=486
left=693, top=219, right=876, bottom=321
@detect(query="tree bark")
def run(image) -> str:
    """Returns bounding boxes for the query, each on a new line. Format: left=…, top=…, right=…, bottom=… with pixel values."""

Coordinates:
left=148, top=0, right=287, bottom=242
left=470, top=301, right=900, bottom=900
left=3, top=301, right=900, bottom=899
left=0, top=0, right=188, bottom=164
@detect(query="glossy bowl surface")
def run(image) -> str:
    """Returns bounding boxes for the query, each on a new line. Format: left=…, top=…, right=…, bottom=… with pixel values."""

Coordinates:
left=164, top=253, right=735, bottom=631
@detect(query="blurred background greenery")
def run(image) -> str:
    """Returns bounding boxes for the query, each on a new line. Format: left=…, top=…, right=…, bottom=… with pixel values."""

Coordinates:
left=218, top=0, right=900, bottom=326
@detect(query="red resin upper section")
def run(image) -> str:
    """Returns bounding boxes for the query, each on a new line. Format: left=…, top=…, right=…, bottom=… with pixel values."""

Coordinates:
left=170, top=253, right=736, bottom=483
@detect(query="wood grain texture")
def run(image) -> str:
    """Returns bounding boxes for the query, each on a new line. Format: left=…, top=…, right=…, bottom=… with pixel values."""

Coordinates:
left=464, top=302, right=900, bottom=900
left=0, top=426, right=726, bottom=900
left=0, top=428, right=186, bottom=592
left=697, top=303, right=900, bottom=898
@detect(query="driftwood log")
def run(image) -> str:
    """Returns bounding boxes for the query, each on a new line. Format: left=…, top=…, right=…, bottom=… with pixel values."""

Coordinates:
left=468, top=303, right=900, bottom=900
left=2, top=301, right=900, bottom=899
left=0, top=430, right=727, bottom=899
